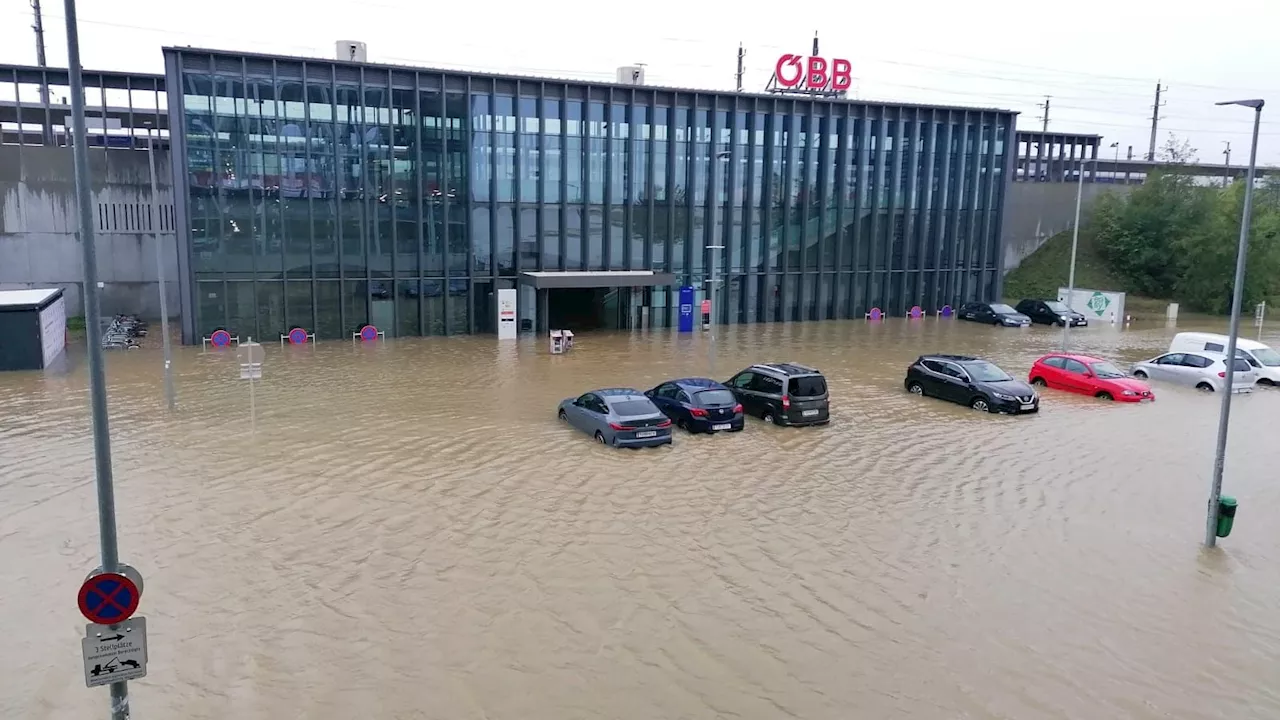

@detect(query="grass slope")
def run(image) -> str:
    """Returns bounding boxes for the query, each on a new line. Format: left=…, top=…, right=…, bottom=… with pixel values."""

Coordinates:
left=1003, top=229, right=1168, bottom=315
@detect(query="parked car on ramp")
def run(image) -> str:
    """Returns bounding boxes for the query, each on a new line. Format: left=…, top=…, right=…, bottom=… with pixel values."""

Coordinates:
left=645, top=378, right=744, bottom=433
left=557, top=388, right=673, bottom=447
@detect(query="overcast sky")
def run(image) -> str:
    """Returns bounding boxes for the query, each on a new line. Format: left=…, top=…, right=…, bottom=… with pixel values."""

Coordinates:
left=2, top=0, right=1277, bottom=164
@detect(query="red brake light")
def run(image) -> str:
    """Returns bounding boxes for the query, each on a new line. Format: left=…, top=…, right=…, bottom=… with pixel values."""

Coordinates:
left=782, top=395, right=791, bottom=410
left=1218, top=371, right=1226, bottom=378
left=657, top=419, right=672, bottom=428
left=690, top=407, right=708, bottom=417
left=733, top=403, right=743, bottom=413
left=609, top=422, right=633, bottom=431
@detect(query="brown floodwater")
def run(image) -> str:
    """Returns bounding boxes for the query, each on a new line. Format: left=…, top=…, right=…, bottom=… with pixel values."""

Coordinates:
left=3, top=317, right=1280, bottom=719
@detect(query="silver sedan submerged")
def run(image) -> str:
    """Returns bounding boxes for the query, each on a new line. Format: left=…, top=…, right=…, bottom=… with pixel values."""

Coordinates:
left=557, top=388, right=673, bottom=448
left=1130, top=351, right=1257, bottom=393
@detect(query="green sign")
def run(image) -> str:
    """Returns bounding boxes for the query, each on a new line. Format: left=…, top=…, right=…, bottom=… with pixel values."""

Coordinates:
left=1086, top=291, right=1111, bottom=316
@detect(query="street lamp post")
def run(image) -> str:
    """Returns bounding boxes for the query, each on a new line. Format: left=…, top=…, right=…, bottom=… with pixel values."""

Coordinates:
left=706, top=148, right=730, bottom=377
left=1205, top=98, right=1265, bottom=548
left=1062, top=156, right=1099, bottom=351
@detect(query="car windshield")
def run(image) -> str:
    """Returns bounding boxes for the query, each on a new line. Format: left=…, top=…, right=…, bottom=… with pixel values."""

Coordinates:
left=962, top=361, right=1012, bottom=382
left=609, top=399, right=657, bottom=416
left=788, top=376, right=827, bottom=397
left=694, top=389, right=736, bottom=406
left=1250, top=347, right=1280, bottom=367
left=989, top=303, right=1017, bottom=314
left=1090, top=361, right=1125, bottom=379
left=1045, top=301, right=1071, bottom=313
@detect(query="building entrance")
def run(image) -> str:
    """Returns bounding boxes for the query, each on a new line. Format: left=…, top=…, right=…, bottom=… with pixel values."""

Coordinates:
left=547, top=288, right=632, bottom=331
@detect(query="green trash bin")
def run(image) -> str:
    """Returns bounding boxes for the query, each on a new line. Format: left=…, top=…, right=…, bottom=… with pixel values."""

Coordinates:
left=1216, top=496, right=1238, bottom=538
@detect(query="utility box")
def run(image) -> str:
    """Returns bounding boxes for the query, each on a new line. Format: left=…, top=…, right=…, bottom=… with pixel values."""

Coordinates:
left=0, top=288, right=67, bottom=371
left=616, top=65, right=646, bottom=86
left=336, top=40, right=368, bottom=63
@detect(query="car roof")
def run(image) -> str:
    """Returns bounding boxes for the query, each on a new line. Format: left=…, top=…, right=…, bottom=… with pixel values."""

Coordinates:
left=593, top=387, right=647, bottom=399
left=1041, top=353, right=1106, bottom=364
left=921, top=353, right=979, bottom=362
left=750, top=362, right=822, bottom=376
left=1174, top=332, right=1268, bottom=350
left=670, top=377, right=727, bottom=390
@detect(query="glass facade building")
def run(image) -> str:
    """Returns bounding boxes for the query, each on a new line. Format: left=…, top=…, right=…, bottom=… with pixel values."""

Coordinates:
left=164, top=47, right=1017, bottom=342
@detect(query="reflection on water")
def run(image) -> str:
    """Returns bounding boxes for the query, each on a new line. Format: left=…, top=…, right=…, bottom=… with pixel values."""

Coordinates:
left=3, top=318, right=1280, bottom=719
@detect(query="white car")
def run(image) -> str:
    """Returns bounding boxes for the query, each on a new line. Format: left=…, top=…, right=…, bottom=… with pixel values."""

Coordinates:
left=1169, top=332, right=1280, bottom=387
left=1131, top=351, right=1257, bottom=393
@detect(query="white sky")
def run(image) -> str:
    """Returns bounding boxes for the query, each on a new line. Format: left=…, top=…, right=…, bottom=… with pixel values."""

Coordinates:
left=2, top=0, right=1277, bottom=164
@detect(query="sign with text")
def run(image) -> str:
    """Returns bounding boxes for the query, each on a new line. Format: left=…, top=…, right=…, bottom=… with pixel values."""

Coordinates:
left=771, top=54, right=852, bottom=95
left=678, top=286, right=695, bottom=333
left=82, top=617, right=148, bottom=688
left=497, top=289, right=517, bottom=340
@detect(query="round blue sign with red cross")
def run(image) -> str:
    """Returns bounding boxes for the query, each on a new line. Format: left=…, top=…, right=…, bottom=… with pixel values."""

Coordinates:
left=78, top=572, right=140, bottom=625
left=288, top=327, right=309, bottom=345
left=210, top=329, right=232, bottom=347
left=359, top=325, right=377, bottom=341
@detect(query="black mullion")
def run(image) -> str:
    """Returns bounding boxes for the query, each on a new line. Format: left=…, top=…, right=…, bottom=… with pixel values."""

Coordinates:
left=275, top=60, right=289, bottom=335
left=513, top=81, right=522, bottom=277
left=665, top=98, right=676, bottom=280
left=414, top=72, right=425, bottom=334
left=603, top=88, right=613, bottom=271
left=917, top=110, right=937, bottom=310
left=488, top=87, right=497, bottom=281
left=684, top=93, right=696, bottom=283
left=240, top=59, right=261, bottom=338
left=385, top=69, right=398, bottom=334
left=536, top=82, right=545, bottom=272
left=833, top=104, right=848, bottom=317
left=330, top=64, right=343, bottom=334
left=934, top=113, right=952, bottom=308
left=441, top=74, right=454, bottom=334
left=624, top=88, right=634, bottom=270
left=358, top=67, right=372, bottom=330
left=724, top=96, right=739, bottom=326
left=559, top=90, right=567, bottom=271
left=759, top=100, right=774, bottom=321
left=644, top=90, right=655, bottom=271
left=741, top=100, right=756, bottom=322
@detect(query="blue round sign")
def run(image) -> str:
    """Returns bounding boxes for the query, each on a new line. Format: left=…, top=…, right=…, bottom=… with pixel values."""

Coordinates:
left=210, top=329, right=232, bottom=347
left=78, top=572, right=140, bottom=625
left=359, top=325, right=377, bottom=341
left=288, top=327, right=308, bottom=345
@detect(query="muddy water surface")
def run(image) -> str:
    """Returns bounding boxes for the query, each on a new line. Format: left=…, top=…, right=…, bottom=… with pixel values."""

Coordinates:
left=3, top=318, right=1280, bottom=719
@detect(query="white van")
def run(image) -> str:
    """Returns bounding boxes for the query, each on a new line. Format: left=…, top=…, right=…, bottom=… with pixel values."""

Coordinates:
left=1169, top=332, right=1280, bottom=385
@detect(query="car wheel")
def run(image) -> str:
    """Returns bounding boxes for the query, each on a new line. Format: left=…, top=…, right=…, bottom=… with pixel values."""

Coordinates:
left=762, top=411, right=777, bottom=425
left=970, top=397, right=991, bottom=412
left=558, top=409, right=567, bottom=421
left=1031, top=377, right=1047, bottom=388
left=907, top=381, right=924, bottom=395
left=1097, top=391, right=1114, bottom=401
left=1196, top=382, right=1215, bottom=393
left=595, top=431, right=607, bottom=443
left=1259, top=378, right=1275, bottom=386
left=1133, top=370, right=1148, bottom=379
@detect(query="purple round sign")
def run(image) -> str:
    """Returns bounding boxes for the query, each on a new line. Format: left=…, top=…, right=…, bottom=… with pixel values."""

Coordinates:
left=288, top=327, right=308, bottom=345
left=909, top=306, right=923, bottom=319
left=359, top=324, right=378, bottom=342
left=940, top=305, right=954, bottom=318
left=869, top=308, right=883, bottom=321
left=210, top=329, right=232, bottom=347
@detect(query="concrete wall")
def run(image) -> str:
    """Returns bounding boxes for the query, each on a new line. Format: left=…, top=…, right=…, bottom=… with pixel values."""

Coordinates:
left=1002, top=181, right=1133, bottom=273
left=0, top=144, right=178, bottom=319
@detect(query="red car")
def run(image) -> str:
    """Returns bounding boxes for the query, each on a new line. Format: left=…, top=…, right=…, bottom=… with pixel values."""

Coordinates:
left=1028, top=353, right=1155, bottom=402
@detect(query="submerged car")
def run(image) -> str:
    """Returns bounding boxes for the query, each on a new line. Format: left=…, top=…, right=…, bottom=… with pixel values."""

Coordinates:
left=557, top=388, right=673, bottom=447
left=645, top=378, right=744, bottom=433
left=1130, top=352, right=1257, bottom=394
left=1016, top=299, right=1088, bottom=327
left=904, top=354, right=1039, bottom=414
left=1029, top=354, right=1153, bottom=402
left=957, top=302, right=1032, bottom=327
left=725, top=362, right=830, bottom=426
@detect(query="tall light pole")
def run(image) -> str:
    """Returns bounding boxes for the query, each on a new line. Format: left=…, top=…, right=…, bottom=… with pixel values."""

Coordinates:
left=63, top=0, right=130, bottom=716
left=1205, top=98, right=1264, bottom=548
left=706, top=148, right=730, bottom=377
left=1062, top=155, right=1098, bottom=351
left=144, top=122, right=176, bottom=411
left=1110, top=141, right=1119, bottom=182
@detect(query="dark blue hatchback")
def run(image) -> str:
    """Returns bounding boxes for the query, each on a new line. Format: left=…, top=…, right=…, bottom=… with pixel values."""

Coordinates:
left=644, top=378, right=745, bottom=433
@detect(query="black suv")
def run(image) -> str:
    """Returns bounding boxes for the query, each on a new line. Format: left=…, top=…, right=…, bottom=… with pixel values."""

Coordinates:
left=1015, top=298, right=1088, bottom=327
left=904, top=354, right=1040, bottom=414
left=957, top=302, right=1031, bottom=327
left=726, top=363, right=830, bottom=426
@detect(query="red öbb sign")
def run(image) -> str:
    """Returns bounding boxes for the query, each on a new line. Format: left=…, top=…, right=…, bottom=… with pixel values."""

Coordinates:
left=774, top=54, right=852, bottom=92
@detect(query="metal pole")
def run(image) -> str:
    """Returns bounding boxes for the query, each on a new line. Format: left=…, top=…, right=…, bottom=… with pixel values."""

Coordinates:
left=145, top=124, right=176, bottom=411
left=62, top=0, right=128, bottom=716
left=707, top=149, right=728, bottom=377
left=1062, top=157, right=1089, bottom=351
left=1206, top=100, right=1263, bottom=548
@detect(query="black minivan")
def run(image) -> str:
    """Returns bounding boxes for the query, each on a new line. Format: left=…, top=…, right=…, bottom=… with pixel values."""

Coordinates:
left=726, top=363, right=830, bottom=426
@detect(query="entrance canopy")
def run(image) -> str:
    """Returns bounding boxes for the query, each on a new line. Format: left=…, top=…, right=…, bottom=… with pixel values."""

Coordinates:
left=519, top=270, right=676, bottom=290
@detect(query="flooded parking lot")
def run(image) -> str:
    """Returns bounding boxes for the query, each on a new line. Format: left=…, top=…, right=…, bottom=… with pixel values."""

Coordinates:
left=3, top=317, right=1280, bottom=719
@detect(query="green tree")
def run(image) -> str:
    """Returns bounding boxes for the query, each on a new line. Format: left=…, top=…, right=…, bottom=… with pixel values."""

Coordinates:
left=1175, top=181, right=1280, bottom=313
left=1091, top=170, right=1212, bottom=296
